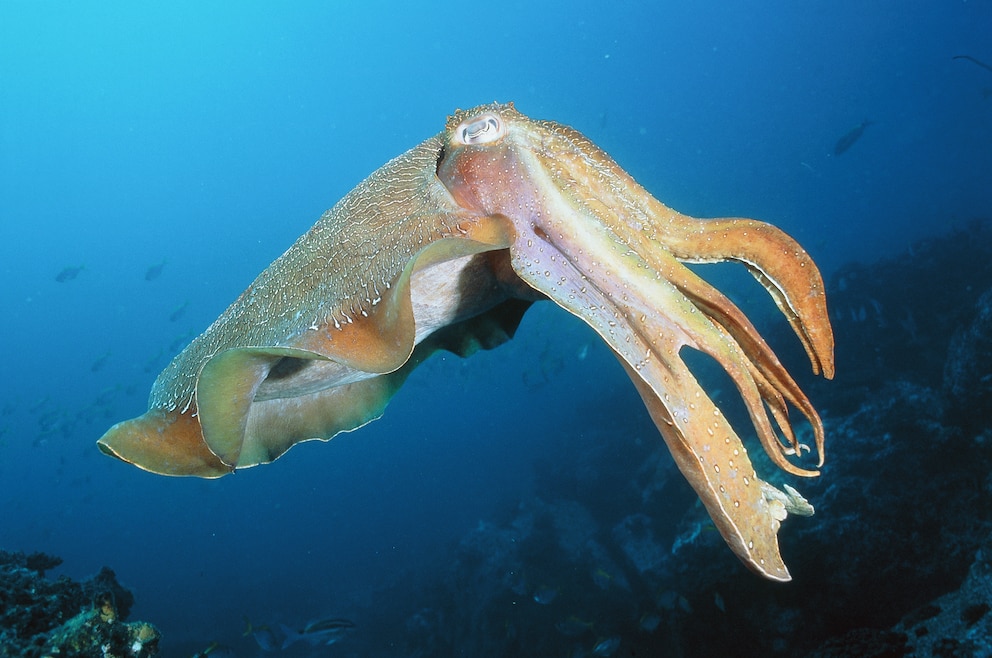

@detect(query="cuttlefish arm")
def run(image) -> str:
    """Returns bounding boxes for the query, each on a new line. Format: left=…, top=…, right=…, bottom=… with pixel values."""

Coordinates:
left=98, top=135, right=533, bottom=477
left=435, top=104, right=834, bottom=580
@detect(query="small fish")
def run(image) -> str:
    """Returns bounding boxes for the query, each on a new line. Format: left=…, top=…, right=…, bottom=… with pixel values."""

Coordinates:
left=94, top=385, right=120, bottom=407
left=29, top=396, right=51, bottom=413
left=638, top=611, right=661, bottom=633
left=143, top=349, right=165, bottom=373
left=90, top=351, right=112, bottom=372
left=168, top=330, right=195, bottom=354
left=55, top=265, right=84, bottom=282
left=532, top=585, right=559, bottom=605
left=834, top=120, right=873, bottom=156
left=281, top=618, right=356, bottom=648
left=145, top=259, right=167, bottom=281
left=714, top=592, right=726, bottom=613
left=555, top=615, right=593, bottom=637
left=591, top=567, right=613, bottom=590
left=169, top=301, right=189, bottom=322
left=37, top=408, right=66, bottom=434
left=591, top=636, right=621, bottom=656
left=243, top=618, right=280, bottom=652
left=190, top=642, right=235, bottom=658
left=507, top=570, right=528, bottom=597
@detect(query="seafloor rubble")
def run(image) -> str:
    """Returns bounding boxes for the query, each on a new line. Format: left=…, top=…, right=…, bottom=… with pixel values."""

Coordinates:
left=373, top=218, right=992, bottom=657
left=0, top=550, right=159, bottom=658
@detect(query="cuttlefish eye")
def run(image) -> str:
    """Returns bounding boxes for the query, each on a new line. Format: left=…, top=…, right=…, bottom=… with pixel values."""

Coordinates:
left=455, top=114, right=505, bottom=145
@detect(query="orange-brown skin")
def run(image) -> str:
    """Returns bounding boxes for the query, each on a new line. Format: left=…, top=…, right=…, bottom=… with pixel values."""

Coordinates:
left=98, top=102, right=833, bottom=581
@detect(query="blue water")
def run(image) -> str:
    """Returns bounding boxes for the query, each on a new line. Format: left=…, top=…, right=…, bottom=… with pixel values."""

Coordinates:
left=1, top=1, right=990, bottom=655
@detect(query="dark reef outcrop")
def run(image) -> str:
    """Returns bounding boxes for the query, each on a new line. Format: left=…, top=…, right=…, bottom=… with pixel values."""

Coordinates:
left=0, top=550, right=159, bottom=658
left=944, top=287, right=992, bottom=434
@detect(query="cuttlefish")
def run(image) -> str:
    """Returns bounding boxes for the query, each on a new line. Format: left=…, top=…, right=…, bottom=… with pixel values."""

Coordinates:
left=98, top=103, right=834, bottom=581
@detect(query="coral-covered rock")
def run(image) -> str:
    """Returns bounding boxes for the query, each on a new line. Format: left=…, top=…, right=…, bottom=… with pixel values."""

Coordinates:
left=890, top=528, right=992, bottom=657
left=0, top=550, right=159, bottom=658
left=944, top=287, right=992, bottom=433
left=45, top=605, right=160, bottom=658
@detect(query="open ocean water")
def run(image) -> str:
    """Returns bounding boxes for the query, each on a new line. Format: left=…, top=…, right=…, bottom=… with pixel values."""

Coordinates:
left=2, top=1, right=991, bottom=656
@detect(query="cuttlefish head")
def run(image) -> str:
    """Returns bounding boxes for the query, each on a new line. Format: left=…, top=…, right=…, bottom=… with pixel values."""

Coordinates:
left=437, top=103, right=834, bottom=580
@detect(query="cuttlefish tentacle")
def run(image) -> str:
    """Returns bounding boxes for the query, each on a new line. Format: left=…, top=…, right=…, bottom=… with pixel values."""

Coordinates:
left=491, top=203, right=800, bottom=576
left=522, top=122, right=834, bottom=381
left=658, top=259, right=826, bottom=468
left=654, top=216, right=834, bottom=381
left=437, top=103, right=834, bottom=578
left=471, top=182, right=795, bottom=579
left=628, top=246, right=826, bottom=472
left=480, top=122, right=833, bottom=466
left=619, top=358, right=794, bottom=581
left=610, top=245, right=819, bottom=480
left=460, top=113, right=826, bottom=472
left=551, top=119, right=829, bottom=468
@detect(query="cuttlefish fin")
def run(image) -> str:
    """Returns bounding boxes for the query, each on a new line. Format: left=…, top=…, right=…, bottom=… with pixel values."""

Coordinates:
left=214, top=300, right=530, bottom=468
left=101, top=240, right=428, bottom=475
left=98, top=295, right=529, bottom=477
left=195, top=347, right=332, bottom=468
left=98, top=407, right=230, bottom=477
left=98, top=226, right=521, bottom=476
left=195, top=229, right=432, bottom=469
left=224, top=297, right=533, bottom=469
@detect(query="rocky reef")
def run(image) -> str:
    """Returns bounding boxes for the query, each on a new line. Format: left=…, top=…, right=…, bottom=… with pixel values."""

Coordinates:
left=0, top=550, right=160, bottom=658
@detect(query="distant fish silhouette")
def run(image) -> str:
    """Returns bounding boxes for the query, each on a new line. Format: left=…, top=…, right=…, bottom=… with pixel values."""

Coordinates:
left=243, top=618, right=280, bottom=652
left=55, top=265, right=84, bottom=282
left=279, top=618, right=356, bottom=648
left=953, top=54, right=992, bottom=75
left=144, top=259, right=167, bottom=281
left=834, top=120, right=873, bottom=156
left=245, top=616, right=355, bottom=651
left=142, top=348, right=165, bottom=373
left=189, top=642, right=235, bottom=658
left=90, top=351, right=112, bottom=372
left=168, top=330, right=195, bottom=354
left=168, top=301, right=189, bottom=322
